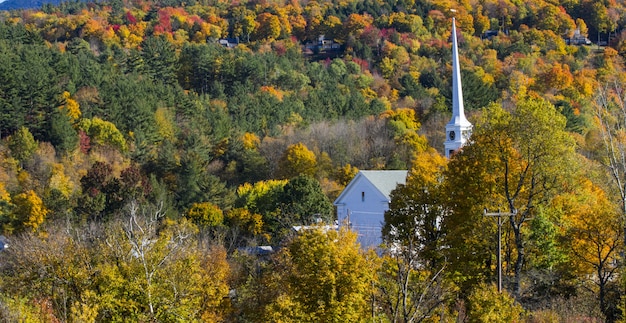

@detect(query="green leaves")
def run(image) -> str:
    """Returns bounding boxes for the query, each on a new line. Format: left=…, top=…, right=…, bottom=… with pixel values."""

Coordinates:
left=7, top=127, right=37, bottom=164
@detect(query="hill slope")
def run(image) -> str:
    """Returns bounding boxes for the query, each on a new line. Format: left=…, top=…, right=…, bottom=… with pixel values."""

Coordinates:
left=0, top=0, right=63, bottom=10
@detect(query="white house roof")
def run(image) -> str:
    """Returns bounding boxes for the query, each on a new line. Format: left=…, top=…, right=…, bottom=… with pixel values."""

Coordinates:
left=334, top=170, right=408, bottom=204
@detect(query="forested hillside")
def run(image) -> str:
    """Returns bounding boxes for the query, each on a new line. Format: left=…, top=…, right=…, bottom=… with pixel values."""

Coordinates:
left=1, top=0, right=626, bottom=321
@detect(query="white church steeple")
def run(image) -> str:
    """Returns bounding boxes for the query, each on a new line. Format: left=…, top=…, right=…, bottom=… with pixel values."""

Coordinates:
left=444, top=17, right=472, bottom=158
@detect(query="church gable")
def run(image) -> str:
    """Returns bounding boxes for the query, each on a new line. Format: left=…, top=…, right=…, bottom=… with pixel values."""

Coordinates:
left=334, top=170, right=408, bottom=206
left=334, top=170, right=408, bottom=248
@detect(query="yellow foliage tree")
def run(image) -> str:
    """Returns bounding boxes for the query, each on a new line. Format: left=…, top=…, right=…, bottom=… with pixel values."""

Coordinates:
left=154, top=107, right=176, bottom=141
left=0, top=183, right=12, bottom=222
left=573, top=69, right=597, bottom=98
left=59, top=91, right=81, bottom=122
left=344, top=13, right=373, bottom=36
left=380, top=108, right=429, bottom=164
left=264, top=227, right=376, bottom=322
left=225, top=208, right=264, bottom=236
left=79, top=117, right=127, bottom=151
left=555, top=179, right=622, bottom=315
left=8, top=190, right=48, bottom=233
left=540, top=63, right=573, bottom=92
left=48, top=163, right=75, bottom=198
left=236, top=179, right=288, bottom=212
left=99, top=205, right=230, bottom=321
left=334, top=164, right=359, bottom=186
left=241, top=132, right=260, bottom=150
left=0, top=207, right=230, bottom=321
left=186, top=202, right=224, bottom=228
left=278, top=142, right=317, bottom=179
left=255, top=13, right=281, bottom=40
left=381, top=108, right=420, bottom=133
left=260, top=85, right=284, bottom=101
left=467, top=283, right=524, bottom=322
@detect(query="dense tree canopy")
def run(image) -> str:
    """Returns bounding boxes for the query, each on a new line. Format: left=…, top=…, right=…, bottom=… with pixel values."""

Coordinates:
left=0, top=0, right=626, bottom=320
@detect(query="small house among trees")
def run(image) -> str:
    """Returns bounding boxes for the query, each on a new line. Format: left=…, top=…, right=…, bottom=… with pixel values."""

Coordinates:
left=333, top=170, right=407, bottom=248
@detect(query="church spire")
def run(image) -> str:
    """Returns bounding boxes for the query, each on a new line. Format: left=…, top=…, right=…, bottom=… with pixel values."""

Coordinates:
left=444, top=17, right=472, bottom=158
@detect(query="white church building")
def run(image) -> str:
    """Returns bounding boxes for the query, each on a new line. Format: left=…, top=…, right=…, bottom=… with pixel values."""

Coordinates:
left=334, top=18, right=471, bottom=249
left=333, top=170, right=408, bottom=248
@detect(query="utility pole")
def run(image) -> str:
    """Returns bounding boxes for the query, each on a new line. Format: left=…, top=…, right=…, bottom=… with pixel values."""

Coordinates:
left=483, top=208, right=517, bottom=292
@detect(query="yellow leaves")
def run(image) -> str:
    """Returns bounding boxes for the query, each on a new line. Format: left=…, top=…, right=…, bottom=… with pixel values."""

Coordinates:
left=379, top=57, right=397, bottom=79
left=573, top=69, right=597, bottom=98
left=0, top=182, right=10, bottom=204
left=186, top=202, right=224, bottom=227
left=192, top=21, right=222, bottom=42
left=289, top=14, right=307, bottom=38
left=241, top=132, right=260, bottom=150
left=256, top=13, right=281, bottom=40
left=117, top=24, right=131, bottom=40
left=381, top=108, right=420, bottom=132
left=101, top=26, right=121, bottom=47
left=48, top=163, right=75, bottom=198
left=260, top=85, right=285, bottom=101
left=344, top=13, right=373, bottom=35
left=198, top=246, right=230, bottom=320
left=334, top=164, right=358, bottom=186
left=604, top=47, right=619, bottom=60
left=285, top=112, right=304, bottom=128
left=237, top=179, right=288, bottom=209
left=11, top=190, right=48, bottom=233
left=171, top=29, right=189, bottom=47
left=59, top=91, right=81, bottom=122
left=0, top=182, right=13, bottom=225
left=508, top=70, right=535, bottom=98
left=79, top=117, right=127, bottom=151
left=380, top=108, right=428, bottom=160
left=548, top=179, right=622, bottom=290
left=8, top=127, right=38, bottom=164
left=116, top=23, right=147, bottom=49
left=225, top=208, right=263, bottom=236
left=389, top=88, right=399, bottom=102
left=154, top=107, right=176, bottom=141
left=540, top=63, right=573, bottom=92
left=28, top=11, right=49, bottom=23
left=387, top=42, right=410, bottom=67
left=408, top=147, right=447, bottom=186
left=278, top=142, right=317, bottom=179
left=266, top=227, right=374, bottom=322
left=82, top=19, right=104, bottom=38
left=17, top=169, right=32, bottom=189
left=467, top=283, right=524, bottom=322
left=265, top=293, right=305, bottom=323
left=70, top=290, right=99, bottom=323
left=171, top=12, right=188, bottom=26
left=360, top=87, right=378, bottom=100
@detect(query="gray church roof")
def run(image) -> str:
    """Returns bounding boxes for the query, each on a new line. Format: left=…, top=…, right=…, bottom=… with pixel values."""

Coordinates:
left=359, top=170, right=408, bottom=200
left=334, top=170, right=409, bottom=205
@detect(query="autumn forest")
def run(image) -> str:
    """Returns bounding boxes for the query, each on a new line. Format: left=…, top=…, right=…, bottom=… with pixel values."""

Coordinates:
left=0, top=0, right=626, bottom=321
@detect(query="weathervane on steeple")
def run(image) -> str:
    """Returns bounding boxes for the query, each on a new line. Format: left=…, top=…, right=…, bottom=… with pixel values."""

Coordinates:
left=444, top=13, right=473, bottom=158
